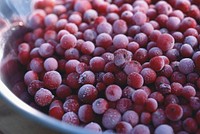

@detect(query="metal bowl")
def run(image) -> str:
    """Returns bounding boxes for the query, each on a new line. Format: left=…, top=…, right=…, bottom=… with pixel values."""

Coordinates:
left=0, top=21, right=96, bottom=134
left=0, top=1, right=95, bottom=134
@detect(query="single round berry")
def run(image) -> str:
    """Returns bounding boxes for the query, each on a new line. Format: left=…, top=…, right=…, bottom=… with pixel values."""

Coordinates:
left=152, top=109, right=167, bottom=127
left=92, top=98, right=109, bottom=114
left=154, top=124, right=174, bottom=134
left=44, top=57, right=58, bottom=71
left=114, top=49, right=132, bottom=67
left=30, top=58, right=44, bottom=73
left=62, top=112, right=80, bottom=126
left=81, top=41, right=95, bottom=55
left=89, top=57, right=105, bottom=72
left=150, top=56, right=165, bottom=71
left=78, top=104, right=94, bottom=123
left=63, top=98, right=79, bottom=113
left=56, top=84, right=72, bottom=100
left=38, top=43, right=54, bottom=58
left=140, top=112, right=152, bottom=125
left=97, top=22, right=112, bottom=34
left=24, top=71, right=39, bottom=86
left=127, top=72, right=144, bottom=89
left=140, top=68, right=156, bottom=84
left=49, top=100, right=64, bottom=120
left=181, top=85, right=196, bottom=99
left=130, top=124, right=150, bottom=134
left=84, top=122, right=102, bottom=132
left=28, top=80, right=44, bottom=96
left=102, top=108, right=121, bottom=129
left=43, top=71, right=62, bottom=90
left=60, top=34, right=77, bottom=50
left=165, top=104, right=183, bottom=121
left=182, top=118, right=198, bottom=133
left=113, top=34, right=129, bottom=49
left=178, top=58, right=195, bottom=74
left=132, top=89, right=148, bottom=105
left=116, top=121, right=132, bottom=134
left=96, top=33, right=112, bottom=49
left=157, top=33, right=175, bottom=52
left=105, top=85, right=122, bottom=102
left=78, top=84, right=98, bottom=104
left=145, top=98, right=158, bottom=113
left=116, top=98, right=132, bottom=113
left=113, top=19, right=127, bottom=34
left=123, top=60, right=142, bottom=75
left=34, top=88, right=54, bottom=106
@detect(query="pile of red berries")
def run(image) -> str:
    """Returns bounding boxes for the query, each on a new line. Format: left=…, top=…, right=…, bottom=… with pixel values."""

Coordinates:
left=5, top=0, right=200, bottom=133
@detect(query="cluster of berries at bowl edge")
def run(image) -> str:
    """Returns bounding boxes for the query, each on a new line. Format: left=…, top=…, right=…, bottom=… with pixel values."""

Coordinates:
left=7, top=0, right=200, bottom=133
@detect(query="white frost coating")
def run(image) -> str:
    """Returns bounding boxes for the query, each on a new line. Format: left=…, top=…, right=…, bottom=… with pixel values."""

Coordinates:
left=154, top=124, right=174, bottom=134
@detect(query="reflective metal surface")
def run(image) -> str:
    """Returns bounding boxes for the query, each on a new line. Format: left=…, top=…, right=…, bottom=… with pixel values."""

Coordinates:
left=0, top=1, right=94, bottom=133
left=0, top=23, right=93, bottom=134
